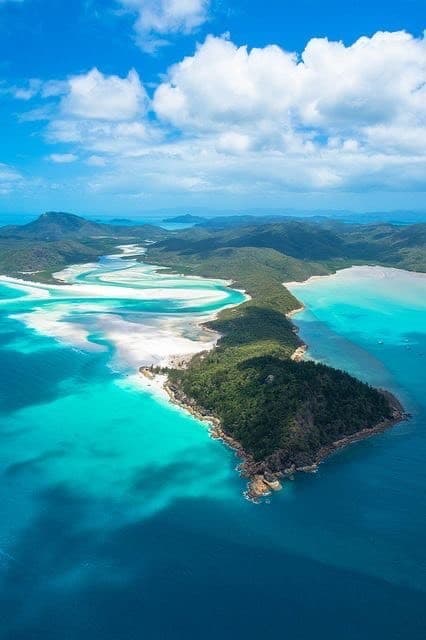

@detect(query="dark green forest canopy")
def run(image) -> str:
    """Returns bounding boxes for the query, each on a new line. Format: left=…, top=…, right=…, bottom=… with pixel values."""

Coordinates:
left=168, top=356, right=392, bottom=465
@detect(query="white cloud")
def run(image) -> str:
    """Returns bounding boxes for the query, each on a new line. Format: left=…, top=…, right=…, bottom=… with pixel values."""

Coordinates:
left=47, top=118, right=161, bottom=156
left=86, top=155, right=108, bottom=167
left=24, top=30, right=426, bottom=204
left=12, top=78, right=42, bottom=100
left=82, top=132, right=425, bottom=200
left=215, top=131, right=251, bottom=154
left=0, top=163, right=22, bottom=180
left=118, top=0, right=209, bottom=51
left=42, top=80, right=68, bottom=98
left=5, top=77, right=66, bottom=105
left=145, top=31, right=426, bottom=195
left=61, top=68, right=147, bottom=121
left=153, top=31, right=426, bottom=141
left=42, top=68, right=159, bottom=157
left=0, top=163, right=24, bottom=195
left=153, top=36, right=298, bottom=130
left=48, top=153, right=78, bottom=164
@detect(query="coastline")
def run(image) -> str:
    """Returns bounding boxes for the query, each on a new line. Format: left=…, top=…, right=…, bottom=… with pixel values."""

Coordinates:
left=151, top=371, right=407, bottom=500
left=2, top=249, right=249, bottom=376
left=161, top=377, right=283, bottom=500
left=16, top=249, right=411, bottom=502
left=138, top=266, right=411, bottom=501
left=285, top=264, right=426, bottom=291
left=285, top=303, right=305, bottom=317
left=14, top=242, right=407, bottom=500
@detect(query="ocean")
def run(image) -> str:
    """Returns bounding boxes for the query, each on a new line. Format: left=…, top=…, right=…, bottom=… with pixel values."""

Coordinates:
left=0, top=255, right=425, bottom=639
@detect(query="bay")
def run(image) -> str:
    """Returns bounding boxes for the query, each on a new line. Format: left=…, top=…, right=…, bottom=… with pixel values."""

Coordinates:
left=0, top=259, right=425, bottom=639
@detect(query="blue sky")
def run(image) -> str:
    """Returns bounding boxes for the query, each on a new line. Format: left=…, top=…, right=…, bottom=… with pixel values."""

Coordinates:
left=0, top=0, right=425, bottom=216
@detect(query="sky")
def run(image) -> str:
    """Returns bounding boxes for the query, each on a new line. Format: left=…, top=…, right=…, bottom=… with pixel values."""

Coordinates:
left=0, top=0, right=425, bottom=216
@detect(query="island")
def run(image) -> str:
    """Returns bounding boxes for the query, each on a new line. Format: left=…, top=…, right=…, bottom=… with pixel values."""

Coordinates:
left=109, top=217, right=134, bottom=225
left=162, top=214, right=206, bottom=224
left=143, top=220, right=421, bottom=497
left=1, top=211, right=422, bottom=499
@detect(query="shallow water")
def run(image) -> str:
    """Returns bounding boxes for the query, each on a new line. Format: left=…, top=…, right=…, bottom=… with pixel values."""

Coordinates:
left=0, top=259, right=425, bottom=639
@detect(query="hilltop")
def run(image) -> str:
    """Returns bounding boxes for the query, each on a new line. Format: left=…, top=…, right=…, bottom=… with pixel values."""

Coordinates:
left=0, top=211, right=107, bottom=241
left=0, top=211, right=166, bottom=281
left=149, top=219, right=426, bottom=272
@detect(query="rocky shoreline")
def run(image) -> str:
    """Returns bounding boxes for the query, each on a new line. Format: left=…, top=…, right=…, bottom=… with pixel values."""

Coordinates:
left=139, top=281, right=409, bottom=502
left=161, top=377, right=281, bottom=500
left=148, top=372, right=409, bottom=501
left=241, top=389, right=408, bottom=499
left=290, top=345, right=307, bottom=362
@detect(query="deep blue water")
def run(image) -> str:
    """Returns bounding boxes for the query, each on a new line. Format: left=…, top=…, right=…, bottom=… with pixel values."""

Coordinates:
left=0, top=262, right=425, bottom=639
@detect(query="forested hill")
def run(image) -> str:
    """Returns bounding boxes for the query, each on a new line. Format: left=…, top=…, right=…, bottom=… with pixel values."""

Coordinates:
left=1, top=212, right=424, bottom=281
left=150, top=219, right=426, bottom=272
left=145, top=218, right=417, bottom=496
left=0, top=211, right=167, bottom=281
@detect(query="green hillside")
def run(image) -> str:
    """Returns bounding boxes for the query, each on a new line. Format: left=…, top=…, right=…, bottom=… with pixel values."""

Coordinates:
left=0, top=211, right=167, bottom=281
left=149, top=219, right=426, bottom=272
left=146, top=219, right=415, bottom=494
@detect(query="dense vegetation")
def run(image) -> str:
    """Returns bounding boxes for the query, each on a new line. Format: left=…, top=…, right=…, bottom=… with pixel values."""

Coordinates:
left=0, top=212, right=166, bottom=281
left=169, top=356, right=392, bottom=465
left=149, top=219, right=426, bottom=272
left=0, top=237, right=118, bottom=282
left=146, top=217, right=417, bottom=474
left=145, top=244, right=330, bottom=372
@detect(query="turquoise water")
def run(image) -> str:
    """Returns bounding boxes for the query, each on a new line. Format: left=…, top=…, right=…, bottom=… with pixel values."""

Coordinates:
left=0, top=259, right=425, bottom=639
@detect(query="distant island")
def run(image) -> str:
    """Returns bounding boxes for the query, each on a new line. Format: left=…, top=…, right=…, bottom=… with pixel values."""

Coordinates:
left=1, top=211, right=421, bottom=497
left=109, top=217, right=134, bottom=225
left=162, top=214, right=206, bottom=224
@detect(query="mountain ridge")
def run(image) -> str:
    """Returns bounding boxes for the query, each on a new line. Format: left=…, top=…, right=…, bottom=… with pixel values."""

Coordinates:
left=0, top=211, right=167, bottom=280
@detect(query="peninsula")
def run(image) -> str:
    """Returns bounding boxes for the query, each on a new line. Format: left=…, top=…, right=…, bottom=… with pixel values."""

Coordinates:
left=143, top=218, right=421, bottom=497
left=1, top=212, right=422, bottom=498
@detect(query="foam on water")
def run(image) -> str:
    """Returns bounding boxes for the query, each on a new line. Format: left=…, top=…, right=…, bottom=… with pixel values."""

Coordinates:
left=2, top=250, right=246, bottom=371
left=0, top=259, right=425, bottom=638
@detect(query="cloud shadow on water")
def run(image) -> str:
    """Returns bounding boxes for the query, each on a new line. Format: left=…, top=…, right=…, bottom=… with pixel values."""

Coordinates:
left=1, top=484, right=425, bottom=640
left=0, top=340, right=110, bottom=414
